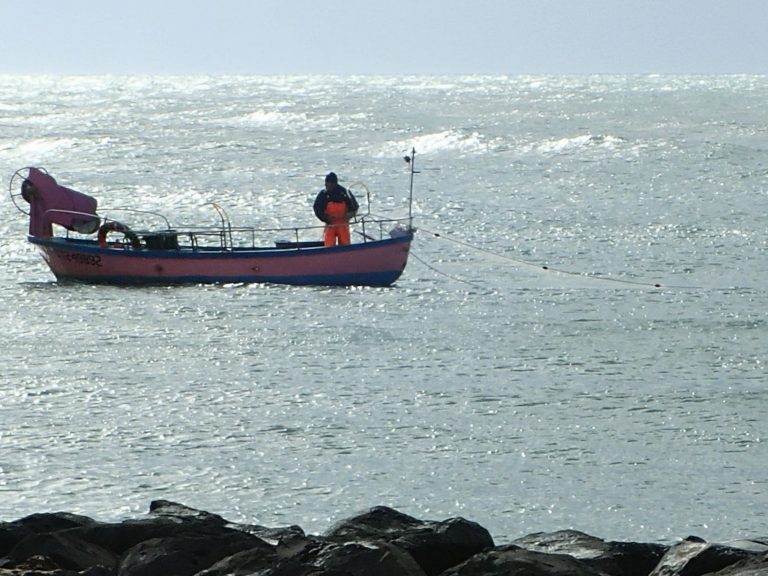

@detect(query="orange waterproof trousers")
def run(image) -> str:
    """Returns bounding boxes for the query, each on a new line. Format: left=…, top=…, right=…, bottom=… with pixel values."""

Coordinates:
left=323, top=201, right=351, bottom=246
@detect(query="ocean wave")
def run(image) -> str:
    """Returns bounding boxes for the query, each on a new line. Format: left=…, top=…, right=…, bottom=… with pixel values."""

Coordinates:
left=1, top=138, right=78, bottom=164
left=383, top=130, right=488, bottom=157
left=241, top=109, right=310, bottom=126
left=529, top=134, right=625, bottom=155
left=224, top=108, right=355, bottom=131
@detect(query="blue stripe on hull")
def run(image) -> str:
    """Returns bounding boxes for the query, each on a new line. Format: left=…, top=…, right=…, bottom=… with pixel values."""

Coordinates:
left=53, top=270, right=403, bottom=287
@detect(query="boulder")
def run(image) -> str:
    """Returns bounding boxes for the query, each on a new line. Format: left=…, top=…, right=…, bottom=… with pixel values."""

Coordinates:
left=8, top=513, right=96, bottom=534
left=117, top=531, right=265, bottom=576
left=194, top=538, right=279, bottom=575
left=721, top=539, right=768, bottom=554
left=513, top=529, right=668, bottom=576
left=324, top=505, right=494, bottom=576
left=5, top=530, right=117, bottom=572
left=0, top=525, right=31, bottom=559
left=70, top=518, right=209, bottom=557
left=148, top=499, right=304, bottom=545
left=1, top=512, right=95, bottom=558
left=711, top=552, right=768, bottom=576
left=648, top=536, right=759, bottom=576
left=71, top=514, right=253, bottom=558
left=229, top=522, right=306, bottom=545
left=325, top=506, right=422, bottom=540
left=263, top=539, right=427, bottom=576
left=440, top=543, right=607, bottom=576
left=0, top=553, right=74, bottom=575
left=147, top=500, right=227, bottom=525
left=3, top=501, right=766, bottom=576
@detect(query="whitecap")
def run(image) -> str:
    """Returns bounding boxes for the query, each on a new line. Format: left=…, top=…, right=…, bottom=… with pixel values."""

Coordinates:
left=242, top=109, right=309, bottom=126
left=1, top=138, right=78, bottom=165
left=382, top=130, right=487, bottom=157
left=532, top=134, right=624, bottom=155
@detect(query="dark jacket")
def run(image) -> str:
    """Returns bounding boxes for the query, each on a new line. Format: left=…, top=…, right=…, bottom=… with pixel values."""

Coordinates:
left=313, top=184, right=359, bottom=223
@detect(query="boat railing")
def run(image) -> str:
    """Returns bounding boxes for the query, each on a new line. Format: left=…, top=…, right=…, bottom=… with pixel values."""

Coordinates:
left=204, top=202, right=234, bottom=250
left=358, top=214, right=414, bottom=239
left=41, top=206, right=411, bottom=251
left=38, top=208, right=102, bottom=235
left=99, top=207, right=173, bottom=230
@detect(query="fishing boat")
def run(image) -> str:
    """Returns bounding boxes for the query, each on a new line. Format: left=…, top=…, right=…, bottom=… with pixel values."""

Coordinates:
left=9, top=153, right=418, bottom=287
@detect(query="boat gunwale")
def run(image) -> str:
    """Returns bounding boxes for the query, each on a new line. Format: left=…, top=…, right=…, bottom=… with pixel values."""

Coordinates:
left=29, top=231, right=414, bottom=259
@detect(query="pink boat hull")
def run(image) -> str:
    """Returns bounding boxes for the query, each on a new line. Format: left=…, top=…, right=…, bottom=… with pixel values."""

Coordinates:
left=30, top=235, right=413, bottom=287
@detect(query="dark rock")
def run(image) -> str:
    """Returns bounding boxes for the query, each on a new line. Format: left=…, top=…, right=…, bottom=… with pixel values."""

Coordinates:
left=229, top=522, right=306, bottom=544
left=266, top=539, right=427, bottom=576
left=274, top=532, right=323, bottom=560
left=148, top=500, right=226, bottom=525
left=5, top=530, right=117, bottom=572
left=198, top=527, right=427, bottom=576
left=66, top=499, right=285, bottom=562
left=2, top=553, right=67, bottom=572
left=116, top=531, right=265, bottom=576
left=0, top=554, right=86, bottom=575
left=0, top=525, right=31, bottom=559
left=80, top=566, right=115, bottom=576
left=513, top=529, right=668, bottom=576
left=325, top=506, right=422, bottom=540
left=147, top=499, right=305, bottom=547
left=649, top=537, right=759, bottom=576
left=394, top=516, right=496, bottom=576
left=9, top=513, right=96, bottom=534
left=72, top=516, right=239, bottom=557
left=440, top=543, right=607, bottom=576
left=1, top=512, right=96, bottom=558
left=711, top=552, right=768, bottom=575
left=194, top=538, right=278, bottom=576
left=324, top=505, right=494, bottom=576
left=3, top=501, right=766, bottom=576
left=721, top=539, right=768, bottom=554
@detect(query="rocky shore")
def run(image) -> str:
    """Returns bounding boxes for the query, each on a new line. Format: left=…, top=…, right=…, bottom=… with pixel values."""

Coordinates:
left=1, top=500, right=766, bottom=576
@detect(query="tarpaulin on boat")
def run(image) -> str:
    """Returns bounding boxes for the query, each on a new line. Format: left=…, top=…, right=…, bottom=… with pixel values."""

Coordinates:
left=23, top=168, right=99, bottom=238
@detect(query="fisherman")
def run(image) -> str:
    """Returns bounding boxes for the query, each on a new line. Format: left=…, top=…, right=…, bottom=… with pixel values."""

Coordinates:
left=313, top=172, right=359, bottom=247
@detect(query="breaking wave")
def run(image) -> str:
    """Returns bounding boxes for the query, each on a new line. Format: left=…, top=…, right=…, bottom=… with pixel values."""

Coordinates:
left=383, top=130, right=488, bottom=157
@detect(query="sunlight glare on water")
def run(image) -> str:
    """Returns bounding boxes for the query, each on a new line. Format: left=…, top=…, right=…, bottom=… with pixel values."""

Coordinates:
left=1, top=74, right=766, bottom=544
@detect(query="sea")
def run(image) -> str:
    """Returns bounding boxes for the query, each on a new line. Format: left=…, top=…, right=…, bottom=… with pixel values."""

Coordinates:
left=0, top=75, right=766, bottom=546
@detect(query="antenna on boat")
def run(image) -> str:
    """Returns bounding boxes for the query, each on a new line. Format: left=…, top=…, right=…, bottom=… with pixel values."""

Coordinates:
left=404, top=147, right=418, bottom=229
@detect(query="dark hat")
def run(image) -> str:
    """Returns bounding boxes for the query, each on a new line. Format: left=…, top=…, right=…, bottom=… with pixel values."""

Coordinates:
left=325, top=172, right=338, bottom=184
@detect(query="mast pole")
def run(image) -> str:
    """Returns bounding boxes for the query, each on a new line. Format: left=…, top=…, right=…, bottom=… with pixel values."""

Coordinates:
left=407, top=147, right=417, bottom=229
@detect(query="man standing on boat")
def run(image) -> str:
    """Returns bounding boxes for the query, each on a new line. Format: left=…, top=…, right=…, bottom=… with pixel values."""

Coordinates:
left=313, top=172, right=359, bottom=247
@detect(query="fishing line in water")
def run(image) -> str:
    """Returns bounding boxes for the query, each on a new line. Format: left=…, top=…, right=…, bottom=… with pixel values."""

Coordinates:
left=417, top=225, right=705, bottom=290
left=408, top=250, right=491, bottom=292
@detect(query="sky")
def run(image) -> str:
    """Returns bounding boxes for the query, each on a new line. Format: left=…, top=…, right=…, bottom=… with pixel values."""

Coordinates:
left=1, top=0, right=766, bottom=75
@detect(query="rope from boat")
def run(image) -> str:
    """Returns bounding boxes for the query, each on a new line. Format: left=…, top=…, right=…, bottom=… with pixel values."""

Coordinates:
left=408, top=250, right=491, bottom=292
left=417, top=225, right=706, bottom=290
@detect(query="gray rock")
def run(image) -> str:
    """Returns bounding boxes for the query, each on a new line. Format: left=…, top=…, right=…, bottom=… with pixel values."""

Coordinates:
left=649, top=536, right=759, bottom=576
left=264, top=539, right=427, bottom=576
left=513, top=529, right=668, bottom=576
left=440, top=544, right=608, bottom=576
left=148, top=500, right=227, bottom=525
left=194, top=538, right=278, bottom=576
